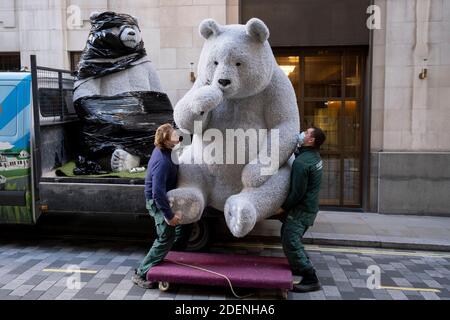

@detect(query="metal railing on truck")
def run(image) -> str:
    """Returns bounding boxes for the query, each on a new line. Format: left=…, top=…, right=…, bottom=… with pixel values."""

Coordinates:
left=31, top=57, right=77, bottom=121
left=30, top=55, right=78, bottom=205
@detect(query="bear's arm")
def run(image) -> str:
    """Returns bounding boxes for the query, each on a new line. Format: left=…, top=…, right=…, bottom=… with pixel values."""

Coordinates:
left=263, top=71, right=300, bottom=167
left=173, top=81, right=223, bottom=134
left=241, top=69, right=300, bottom=188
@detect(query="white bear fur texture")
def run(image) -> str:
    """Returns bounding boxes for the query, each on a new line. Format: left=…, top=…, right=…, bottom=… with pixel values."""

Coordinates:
left=170, top=18, right=300, bottom=237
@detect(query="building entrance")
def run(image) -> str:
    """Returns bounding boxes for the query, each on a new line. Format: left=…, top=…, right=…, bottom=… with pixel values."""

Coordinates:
left=275, top=48, right=366, bottom=207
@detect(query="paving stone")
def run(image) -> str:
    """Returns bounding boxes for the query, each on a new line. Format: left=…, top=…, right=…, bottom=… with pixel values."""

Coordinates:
left=55, top=289, right=79, bottom=300
left=37, top=286, right=65, bottom=300
left=23, top=275, right=47, bottom=286
left=2, top=238, right=449, bottom=301
left=336, top=281, right=354, bottom=293
left=21, top=290, right=45, bottom=300
left=113, top=266, right=131, bottom=275
left=127, top=284, right=147, bottom=296
left=349, top=278, right=367, bottom=288
left=1, top=279, right=26, bottom=290
left=75, top=287, right=102, bottom=299
left=420, top=291, right=441, bottom=300
left=105, top=274, right=125, bottom=284
left=322, top=285, right=341, bottom=297
left=422, top=279, right=443, bottom=289
left=0, top=289, right=12, bottom=298
left=141, top=289, right=160, bottom=300
left=387, top=289, right=409, bottom=300
left=392, top=277, right=413, bottom=287
left=107, top=289, right=130, bottom=300
left=34, top=280, right=56, bottom=291
left=9, top=284, right=35, bottom=297
left=96, top=283, right=117, bottom=295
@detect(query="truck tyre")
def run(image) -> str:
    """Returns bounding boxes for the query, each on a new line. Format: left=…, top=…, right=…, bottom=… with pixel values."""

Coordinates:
left=186, top=219, right=210, bottom=252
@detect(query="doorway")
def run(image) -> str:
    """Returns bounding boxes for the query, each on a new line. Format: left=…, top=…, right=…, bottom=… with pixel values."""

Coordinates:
left=275, top=47, right=366, bottom=207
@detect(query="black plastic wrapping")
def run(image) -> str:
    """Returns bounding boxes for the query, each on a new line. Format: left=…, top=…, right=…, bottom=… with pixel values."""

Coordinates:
left=74, top=91, right=174, bottom=165
left=73, top=156, right=108, bottom=175
left=75, top=11, right=147, bottom=81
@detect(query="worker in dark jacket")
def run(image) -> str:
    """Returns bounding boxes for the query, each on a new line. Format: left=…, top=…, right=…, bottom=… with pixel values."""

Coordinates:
left=276, top=127, right=326, bottom=293
left=132, top=123, right=193, bottom=289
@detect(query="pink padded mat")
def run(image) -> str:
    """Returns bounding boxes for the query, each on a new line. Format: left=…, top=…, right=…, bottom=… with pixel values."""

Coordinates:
left=147, top=251, right=293, bottom=290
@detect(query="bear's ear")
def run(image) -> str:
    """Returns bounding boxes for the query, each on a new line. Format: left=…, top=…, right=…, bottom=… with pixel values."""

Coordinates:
left=199, top=19, right=221, bottom=39
left=90, top=11, right=100, bottom=21
left=245, top=18, right=269, bottom=43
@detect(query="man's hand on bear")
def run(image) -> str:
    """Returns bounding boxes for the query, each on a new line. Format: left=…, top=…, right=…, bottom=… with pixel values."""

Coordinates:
left=191, top=85, right=223, bottom=116
left=165, top=214, right=181, bottom=226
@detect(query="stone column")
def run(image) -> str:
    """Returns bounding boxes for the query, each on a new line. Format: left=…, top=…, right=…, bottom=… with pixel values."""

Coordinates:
left=17, top=0, right=69, bottom=69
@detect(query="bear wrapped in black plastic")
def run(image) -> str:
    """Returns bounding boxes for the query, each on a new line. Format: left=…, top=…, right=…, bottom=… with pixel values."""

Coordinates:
left=73, top=11, right=173, bottom=175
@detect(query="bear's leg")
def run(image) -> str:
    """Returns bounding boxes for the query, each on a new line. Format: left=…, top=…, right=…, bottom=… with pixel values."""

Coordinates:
left=166, top=165, right=208, bottom=224
left=224, top=165, right=291, bottom=238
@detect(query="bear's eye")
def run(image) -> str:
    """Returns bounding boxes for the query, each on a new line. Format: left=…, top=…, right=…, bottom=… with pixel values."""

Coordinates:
left=214, top=61, right=218, bottom=65
left=236, top=62, right=241, bottom=66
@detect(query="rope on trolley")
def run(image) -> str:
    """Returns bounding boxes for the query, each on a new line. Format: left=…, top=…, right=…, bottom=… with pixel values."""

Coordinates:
left=167, top=259, right=254, bottom=299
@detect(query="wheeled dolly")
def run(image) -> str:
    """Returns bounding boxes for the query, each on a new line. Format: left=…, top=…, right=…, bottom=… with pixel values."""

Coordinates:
left=147, top=251, right=293, bottom=299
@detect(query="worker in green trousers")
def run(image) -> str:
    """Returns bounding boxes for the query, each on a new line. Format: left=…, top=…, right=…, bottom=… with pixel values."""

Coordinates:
left=132, top=124, right=193, bottom=289
left=277, top=127, right=326, bottom=293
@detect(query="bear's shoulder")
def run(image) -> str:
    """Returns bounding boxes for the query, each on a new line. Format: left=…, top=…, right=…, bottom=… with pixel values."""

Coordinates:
left=254, top=67, right=294, bottom=98
left=73, top=57, right=162, bottom=100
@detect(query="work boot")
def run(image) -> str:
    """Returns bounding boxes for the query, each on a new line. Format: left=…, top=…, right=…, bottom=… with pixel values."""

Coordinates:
left=131, top=270, right=156, bottom=289
left=292, top=268, right=322, bottom=293
left=291, top=266, right=312, bottom=277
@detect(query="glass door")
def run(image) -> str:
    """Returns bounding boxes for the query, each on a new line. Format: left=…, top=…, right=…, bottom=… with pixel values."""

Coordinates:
left=276, top=49, right=364, bottom=207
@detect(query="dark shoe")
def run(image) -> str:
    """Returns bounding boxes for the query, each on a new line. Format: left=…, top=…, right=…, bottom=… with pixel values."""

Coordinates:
left=291, top=266, right=312, bottom=277
left=291, top=270, right=302, bottom=277
left=292, top=268, right=322, bottom=293
left=131, top=274, right=156, bottom=289
left=293, top=281, right=322, bottom=293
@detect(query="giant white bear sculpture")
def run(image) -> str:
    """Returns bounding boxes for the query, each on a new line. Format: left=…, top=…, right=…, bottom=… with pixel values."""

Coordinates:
left=169, top=18, right=300, bottom=237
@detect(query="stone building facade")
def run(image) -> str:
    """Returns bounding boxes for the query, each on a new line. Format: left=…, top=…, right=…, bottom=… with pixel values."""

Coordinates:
left=0, top=0, right=449, bottom=215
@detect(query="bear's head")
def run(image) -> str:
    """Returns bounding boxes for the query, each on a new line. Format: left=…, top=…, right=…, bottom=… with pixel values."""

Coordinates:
left=75, top=11, right=148, bottom=81
left=197, top=18, right=275, bottom=99
left=89, top=11, right=142, bottom=50
left=119, top=24, right=142, bottom=49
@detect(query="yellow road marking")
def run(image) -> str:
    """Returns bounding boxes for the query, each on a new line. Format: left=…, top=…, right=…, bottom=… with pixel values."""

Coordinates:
left=378, top=285, right=441, bottom=293
left=42, top=268, right=97, bottom=274
left=290, top=282, right=441, bottom=293
left=214, top=242, right=450, bottom=258
left=305, top=245, right=450, bottom=258
left=290, top=283, right=440, bottom=293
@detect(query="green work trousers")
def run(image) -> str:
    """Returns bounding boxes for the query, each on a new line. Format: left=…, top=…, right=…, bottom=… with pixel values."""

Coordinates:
left=280, top=208, right=317, bottom=273
left=136, top=199, right=193, bottom=278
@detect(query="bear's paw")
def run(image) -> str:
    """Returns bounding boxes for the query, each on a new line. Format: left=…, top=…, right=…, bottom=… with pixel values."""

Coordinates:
left=224, top=196, right=257, bottom=238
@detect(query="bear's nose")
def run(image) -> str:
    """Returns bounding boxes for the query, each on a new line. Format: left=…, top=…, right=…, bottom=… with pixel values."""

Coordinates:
left=128, top=30, right=135, bottom=35
left=218, top=79, right=231, bottom=87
